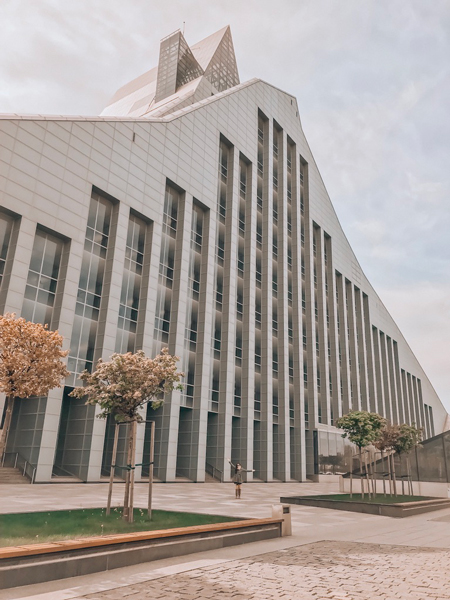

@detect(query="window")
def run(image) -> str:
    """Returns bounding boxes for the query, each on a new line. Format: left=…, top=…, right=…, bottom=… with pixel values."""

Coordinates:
left=0, top=212, right=14, bottom=289
left=68, top=191, right=113, bottom=381
left=22, top=228, right=64, bottom=326
left=116, top=214, right=147, bottom=353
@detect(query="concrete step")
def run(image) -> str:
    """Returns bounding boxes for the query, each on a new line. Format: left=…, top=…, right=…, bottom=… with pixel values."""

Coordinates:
left=0, top=467, right=29, bottom=484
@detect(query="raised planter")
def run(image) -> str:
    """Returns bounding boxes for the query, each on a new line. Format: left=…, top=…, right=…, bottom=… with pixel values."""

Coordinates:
left=280, top=495, right=450, bottom=518
left=0, top=517, right=282, bottom=590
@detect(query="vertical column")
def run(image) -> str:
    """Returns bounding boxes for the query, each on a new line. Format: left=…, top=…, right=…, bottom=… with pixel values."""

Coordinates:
left=302, top=158, right=319, bottom=477
left=386, top=337, right=399, bottom=424
left=423, top=403, right=431, bottom=439
left=127, top=217, right=155, bottom=479
left=139, top=219, right=162, bottom=477
left=354, top=288, right=369, bottom=411
left=241, top=158, right=256, bottom=474
left=401, top=370, right=410, bottom=423
left=36, top=235, right=81, bottom=482
left=335, top=274, right=351, bottom=415
left=417, top=379, right=426, bottom=433
left=393, top=341, right=405, bottom=423
left=411, top=376, right=423, bottom=431
left=260, top=113, right=273, bottom=481
left=372, top=327, right=385, bottom=417
left=362, top=295, right=377, bottom=413
left=346, top=281, right=361, bottom=411
left=315, top=228, right=331, bottom=424
left=290, top=145, right=306, bottom=481
left=276, top=129, right=290, bottom=481
left=379, top=332, right=393, bottom=422
left=219, top=144, right=239, bottom=474
left=324, top=235, right=341, bottom=424
left=428, top=405, right=435, bottom=437
left=86, top=201, right=130, bottom=481
left=406, top=372, right=416, bottom=425
left=303, top=197, right=318, bottom=430
left=191, top=206, right=216, bottom=480
left=162, top=191, right=193, bottom=480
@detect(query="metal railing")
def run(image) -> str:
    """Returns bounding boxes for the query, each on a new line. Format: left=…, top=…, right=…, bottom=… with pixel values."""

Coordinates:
left=205, top=462, right=223, bottom=482
left=1, top=451, right=36, bottom=483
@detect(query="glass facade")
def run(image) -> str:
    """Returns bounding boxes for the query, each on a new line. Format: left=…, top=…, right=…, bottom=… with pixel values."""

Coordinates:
left=203, top=27, right=240, bottom=93
left=300, top=157, right=309, bottom=429
left=153, top=183, right=179, bottom=353
left=234, top=158, right=248, bottom=416
left=67, top=192, right=112, bottom=383
left=254, top=113, right=264, bottom=420
left=182, top=203, right=204, bottom=407
left=0, top=211, right=13, bottom=289
left=22, top=228, right=64, bottom=326
left=272, top=123, right=280, bottom=423
left=287, top=141, right=295, bottom=426
left=155, top=30, right=204, bottom=104
left=209, top=140, right=229, bottom=412
left=115, top=213, right=146, bottom=354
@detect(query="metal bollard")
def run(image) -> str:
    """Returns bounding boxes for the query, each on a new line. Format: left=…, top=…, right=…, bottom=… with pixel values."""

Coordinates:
left=272, top=503, right=292, bottom=536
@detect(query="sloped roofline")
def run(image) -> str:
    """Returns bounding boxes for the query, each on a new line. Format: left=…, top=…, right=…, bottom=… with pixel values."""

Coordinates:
left=0, top=77, right=445, bottom=405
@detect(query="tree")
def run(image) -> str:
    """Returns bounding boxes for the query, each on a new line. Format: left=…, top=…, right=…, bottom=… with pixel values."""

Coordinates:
left=393, top=423, right=422, bottom=495
left=336, top=411, right=386, bottom=498
left=0, top=313, right=69, bottom=460
left=374, top=423, right=400, bottom=496
left=70, top=348, right=183, bottom=522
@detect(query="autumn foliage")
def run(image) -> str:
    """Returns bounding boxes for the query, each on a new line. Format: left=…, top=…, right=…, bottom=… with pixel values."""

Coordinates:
left=70, top=348, right=184, bottom=421
left=0, top=313, right=69, bottom=458
left=71, top=348, right=183, bottom=522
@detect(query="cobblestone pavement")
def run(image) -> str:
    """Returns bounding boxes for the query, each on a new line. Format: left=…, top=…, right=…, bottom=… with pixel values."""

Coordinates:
left=81, top=541, right=450, bottom=600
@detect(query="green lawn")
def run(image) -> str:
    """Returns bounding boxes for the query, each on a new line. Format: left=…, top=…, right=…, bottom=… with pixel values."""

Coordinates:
left=0, top=508, right=239, bottom=547
left=311, top=494, right=433, bottom=504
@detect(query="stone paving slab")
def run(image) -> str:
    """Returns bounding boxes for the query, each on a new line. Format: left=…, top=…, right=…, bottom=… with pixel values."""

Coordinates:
left=79, top=541, right=450, bottom=600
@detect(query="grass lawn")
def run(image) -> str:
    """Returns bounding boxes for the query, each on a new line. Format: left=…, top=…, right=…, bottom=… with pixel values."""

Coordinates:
left=311, top=494, right=433, bottom=504
left=0, top=508, right=239, bottom=547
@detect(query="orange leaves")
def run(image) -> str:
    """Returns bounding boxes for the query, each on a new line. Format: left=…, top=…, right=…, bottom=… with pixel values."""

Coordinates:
left=70, top=348, right=184, bottom=422
left=0, top=313, right=69, bottom=399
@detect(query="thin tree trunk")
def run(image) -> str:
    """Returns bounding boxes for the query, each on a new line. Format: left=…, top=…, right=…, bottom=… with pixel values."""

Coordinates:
left=370, top=450, right=376, bottom=497
left=381, top=450, right=386, bottom=496
left=359, top=449, right=364, bottom=498
left=407, top=455, right=413, bottom=496
left=128, top=421, right=137, bottom=523
left=148, top=420, right=155, bottom=519
left=106, top=423, right=119, bottom=516
left=123, top=423, right=133, bottom=521
left=0, top=396, right=15, bottom=460
left=386, top=450, right=393, bottom=496
left=391, top=452, right=397, bottom=497
left=400, top=455, right=405, bottom=496
left=349, top=449, right=353, bottom=498
left=365, top=451, right=373, bottom=499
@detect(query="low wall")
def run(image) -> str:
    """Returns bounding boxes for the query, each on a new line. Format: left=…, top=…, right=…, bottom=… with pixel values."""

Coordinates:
left=0, top=518, right=282, bottom=590
left=339, top=477, right=450, bottom=498
left=281, top=496, right=450, bottom=518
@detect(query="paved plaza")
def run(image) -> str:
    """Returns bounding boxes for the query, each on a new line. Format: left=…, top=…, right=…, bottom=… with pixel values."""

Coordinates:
left=79, top=541, right=450, bottom=600
left=1, top=482, right=450, bottom=599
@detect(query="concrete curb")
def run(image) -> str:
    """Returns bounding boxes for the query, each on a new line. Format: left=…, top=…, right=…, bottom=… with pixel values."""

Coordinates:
left=0, top=518, right=282, bottom=589
left=280, top=496, right=450, bottom=518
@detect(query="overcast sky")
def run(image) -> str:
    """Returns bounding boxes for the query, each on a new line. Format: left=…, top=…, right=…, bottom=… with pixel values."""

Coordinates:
left=1, top=0, right=449, bottom=411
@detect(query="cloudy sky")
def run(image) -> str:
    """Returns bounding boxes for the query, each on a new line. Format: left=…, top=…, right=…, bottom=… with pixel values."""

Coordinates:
left=1, top=0, right=449, bottom=411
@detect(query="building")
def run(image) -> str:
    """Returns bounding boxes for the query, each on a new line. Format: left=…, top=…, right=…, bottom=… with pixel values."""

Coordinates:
left=0, top=26, right=447, bottom=483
